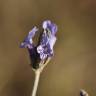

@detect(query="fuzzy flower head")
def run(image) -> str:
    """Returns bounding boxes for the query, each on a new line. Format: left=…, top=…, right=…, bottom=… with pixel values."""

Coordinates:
left=20, top=20, right=58, bottom=69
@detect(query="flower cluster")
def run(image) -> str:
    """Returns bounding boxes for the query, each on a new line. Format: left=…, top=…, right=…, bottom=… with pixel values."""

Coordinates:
left=20, top=20, right=58, bottom=69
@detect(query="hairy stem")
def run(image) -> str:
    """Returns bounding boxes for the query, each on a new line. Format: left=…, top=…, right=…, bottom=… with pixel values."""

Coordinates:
left=31, top=70, right=41, bottom=96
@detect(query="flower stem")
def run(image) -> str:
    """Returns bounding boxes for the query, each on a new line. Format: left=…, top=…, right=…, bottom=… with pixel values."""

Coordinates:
left=31, top=57, right=51, bottom=96
left=31, top=70, right=41, bottom=96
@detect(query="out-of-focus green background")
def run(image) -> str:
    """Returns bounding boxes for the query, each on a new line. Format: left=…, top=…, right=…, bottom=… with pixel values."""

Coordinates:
left=0, top=0, right=96, bottom=96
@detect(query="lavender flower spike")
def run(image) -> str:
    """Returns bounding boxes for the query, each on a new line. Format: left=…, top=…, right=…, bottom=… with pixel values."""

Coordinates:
left=20, top=20, right=57, bottom=68
left=20, top=20, right=58, bottom=96
left=37, top=20, right=57, bottom=60
left=20, top=26, right=38, bottom=49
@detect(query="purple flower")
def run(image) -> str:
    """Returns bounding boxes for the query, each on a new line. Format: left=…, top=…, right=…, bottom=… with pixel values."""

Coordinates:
left=37, top=20, right=57, bottom=60
left=20, top=20, right=58, bottom=69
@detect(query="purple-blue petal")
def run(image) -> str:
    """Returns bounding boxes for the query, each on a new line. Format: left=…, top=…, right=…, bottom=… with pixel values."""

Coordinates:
left=50, top=24, right=58, bottom=35
left=42, top=20, right=51, bottom=29
left=37, top=45, right=52, bottom=60
left=42, top=20, right=58, bottom=35
left=28, top=26, right=38, bottom=39
left=20, top=26, right=38, bottom=49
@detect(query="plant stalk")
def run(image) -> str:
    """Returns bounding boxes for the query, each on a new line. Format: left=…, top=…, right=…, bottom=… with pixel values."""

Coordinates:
left=31, top=70, right=41, bottom=96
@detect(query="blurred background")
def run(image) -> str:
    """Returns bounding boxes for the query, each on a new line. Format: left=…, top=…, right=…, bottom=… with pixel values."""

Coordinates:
left=0, top=0, right=96, bottom=96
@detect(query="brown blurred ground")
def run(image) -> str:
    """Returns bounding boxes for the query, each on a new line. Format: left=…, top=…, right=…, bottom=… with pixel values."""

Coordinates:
left=0, top=0, right=96, bottom=96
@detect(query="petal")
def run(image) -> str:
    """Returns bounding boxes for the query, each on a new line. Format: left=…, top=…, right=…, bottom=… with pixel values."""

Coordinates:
left=49, top=35, right=56, bottom=49
left=37, top=45, right=48, bottom=60
left=50, top=24, right=58, bottom=35
left=28, top=26, right=38, bottom=39
left=42, top=20, right=51, bottom=29
left=40, top=53, right=47, bottom=60
left=42, top=20, right=58, bottom=35
left=20, top=26, right=38, bottom=49
left=37, top=45, right=44, bottom=53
